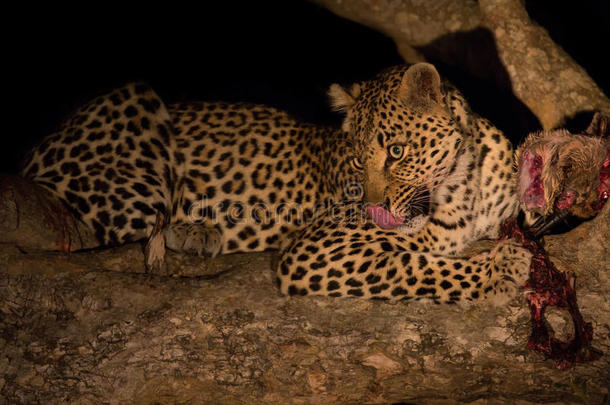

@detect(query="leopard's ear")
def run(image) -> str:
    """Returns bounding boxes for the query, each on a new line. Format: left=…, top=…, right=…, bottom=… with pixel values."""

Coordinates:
left=399, top=63, right=442, bottom=109
left=328, top=83, right=361, bottom=112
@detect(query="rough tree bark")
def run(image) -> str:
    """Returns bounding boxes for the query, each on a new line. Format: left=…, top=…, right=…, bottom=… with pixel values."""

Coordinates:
left=312, top=0, right=610, bottom=129
left=0, top=177, right=609, bottom=403
left=478, top=0, right=610, bottom=130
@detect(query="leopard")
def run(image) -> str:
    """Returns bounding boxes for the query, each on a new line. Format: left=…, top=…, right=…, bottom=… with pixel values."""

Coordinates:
left=19, top=63, right=531, bottom=304
left=276, top=63, right=532, bottom=305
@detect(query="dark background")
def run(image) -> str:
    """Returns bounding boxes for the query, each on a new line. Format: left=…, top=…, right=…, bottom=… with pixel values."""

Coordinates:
left=8, top=0, right=610, bottom=173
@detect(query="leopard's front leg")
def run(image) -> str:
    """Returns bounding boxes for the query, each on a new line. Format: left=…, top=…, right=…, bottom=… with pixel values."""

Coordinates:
left=277, top=204, right=531, bottom=304
left=279, top=238, right=530, bottom=304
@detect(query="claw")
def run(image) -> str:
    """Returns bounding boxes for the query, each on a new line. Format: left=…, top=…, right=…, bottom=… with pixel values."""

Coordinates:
left=529, top=214, right=546, bottom=231
left=532, top=210, right=570, bottom=239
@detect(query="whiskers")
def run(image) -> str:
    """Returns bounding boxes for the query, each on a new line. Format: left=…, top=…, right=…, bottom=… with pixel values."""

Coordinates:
left=393, top=186, right=431, bottom=217
left=420, top=169, right=470, bottom=204
left=388, top=150, right=474, bottom=218
left=390, top=166, right=470, bottom=217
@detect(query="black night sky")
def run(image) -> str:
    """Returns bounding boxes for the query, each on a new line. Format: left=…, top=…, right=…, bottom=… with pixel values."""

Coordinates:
left=10, top=1, right=610, bottom=174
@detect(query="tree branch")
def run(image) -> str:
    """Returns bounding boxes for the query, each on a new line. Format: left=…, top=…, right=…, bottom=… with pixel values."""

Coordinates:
left=478, top=0, right=610, bottom=129
left=1, top=205, right=608, bottom=403
left=312, top=0, right=610, bottom=129
left=311, top=0, right=481, bottom=63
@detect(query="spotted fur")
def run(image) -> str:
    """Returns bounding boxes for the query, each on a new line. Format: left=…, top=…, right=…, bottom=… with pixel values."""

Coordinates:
left=277, top=64, right=531, bottom=304
left=22, top=84, right=358, bottom=257
left=23, top=83, right=176, bottom=245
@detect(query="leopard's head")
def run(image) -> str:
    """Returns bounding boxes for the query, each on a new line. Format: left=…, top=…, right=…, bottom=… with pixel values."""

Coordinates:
left=330, top=63, right=467, bottom=228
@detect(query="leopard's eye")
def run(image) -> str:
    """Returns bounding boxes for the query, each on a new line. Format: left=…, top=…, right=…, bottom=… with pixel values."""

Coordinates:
left=387, top=144, right=405, bottom=160
left=351, top=157, right=364, bottom=171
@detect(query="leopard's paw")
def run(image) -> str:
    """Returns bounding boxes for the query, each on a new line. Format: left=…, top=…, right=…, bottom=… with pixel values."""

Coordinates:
left=483, top=239, right=532, bottom=306
left=165, top=222, right=222, bottom=258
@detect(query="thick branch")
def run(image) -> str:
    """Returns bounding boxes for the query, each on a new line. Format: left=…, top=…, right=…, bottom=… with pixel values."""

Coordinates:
left=311, top=0, right=481, bottom=63
left=478, top=0, right=610, bottom=129
left=1, top=204, right=609, bottom=403
left=312, top=0, right=610, bottom=129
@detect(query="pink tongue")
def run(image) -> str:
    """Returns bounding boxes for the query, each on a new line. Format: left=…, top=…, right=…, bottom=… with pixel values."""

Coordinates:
left=367, top=205, right=406, bottom=229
